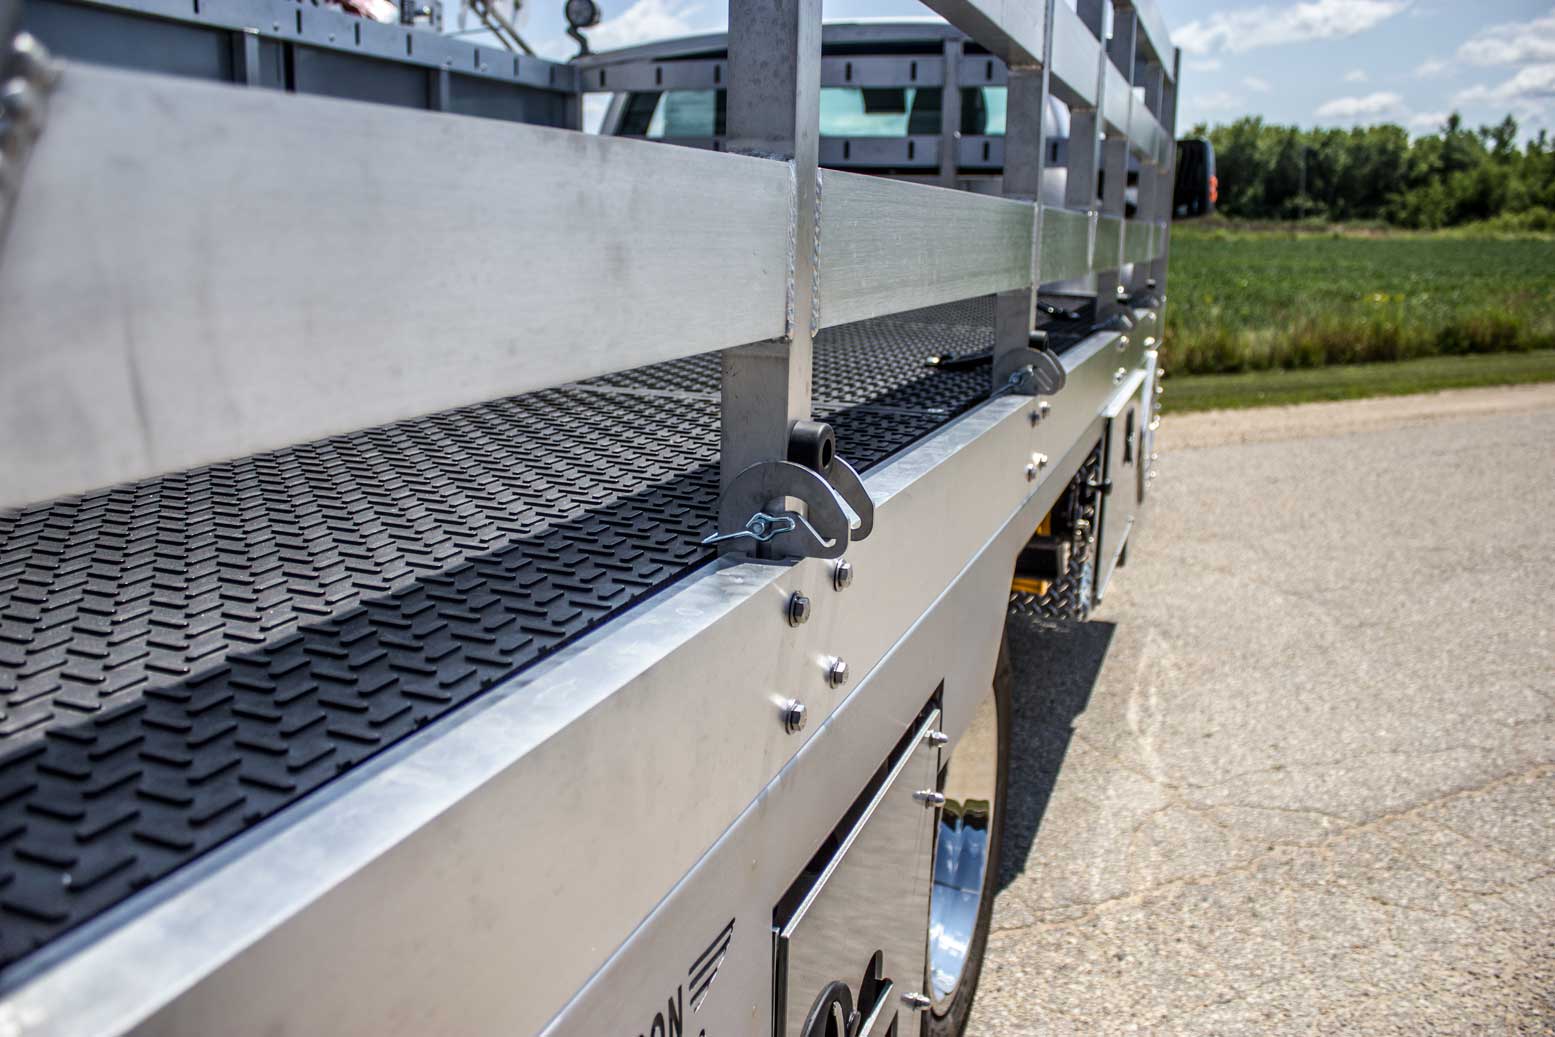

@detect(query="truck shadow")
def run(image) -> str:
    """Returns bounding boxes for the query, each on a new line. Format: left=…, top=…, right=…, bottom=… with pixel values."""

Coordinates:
left=997, top=615, right=1117, bottom=892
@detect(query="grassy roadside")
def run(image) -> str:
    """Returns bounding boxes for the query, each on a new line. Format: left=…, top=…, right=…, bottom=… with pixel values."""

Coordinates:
left=1159, top=350, right=1555, bottom=413
left=1167, top=224, right=1555, bottom=375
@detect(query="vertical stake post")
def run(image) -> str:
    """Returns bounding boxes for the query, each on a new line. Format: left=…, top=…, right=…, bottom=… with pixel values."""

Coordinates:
left=721, top=0, right=823, bottom=496
left=991, top=0, right=1055, bottom=394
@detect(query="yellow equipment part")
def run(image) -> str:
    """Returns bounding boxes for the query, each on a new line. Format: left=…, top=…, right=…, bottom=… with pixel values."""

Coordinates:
left=1010, top=512, right=1053, bottom=597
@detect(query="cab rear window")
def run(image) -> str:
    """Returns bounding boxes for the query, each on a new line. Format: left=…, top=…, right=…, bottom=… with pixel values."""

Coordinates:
left=618, top=86, right=1010, bottom=138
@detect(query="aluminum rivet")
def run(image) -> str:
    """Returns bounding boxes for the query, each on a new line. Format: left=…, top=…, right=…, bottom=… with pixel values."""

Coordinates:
left=826, top=657, right=849, bottom=688
left=782, top=699, right=807, bottom=734
left=832, top=559, right=854, bottom=591
left=786, top=592, right=811, bottom=627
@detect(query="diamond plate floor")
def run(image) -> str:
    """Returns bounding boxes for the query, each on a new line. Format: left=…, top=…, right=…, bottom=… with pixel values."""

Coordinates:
left=0, top=300, right=1001, bottom=969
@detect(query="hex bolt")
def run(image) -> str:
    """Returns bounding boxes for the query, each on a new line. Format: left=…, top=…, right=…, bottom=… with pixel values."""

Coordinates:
left=786, top=592, right=811, bottom=627
left=1025, top=452, right=1048, bottom=481
left=826, top=657, right=849, bottom=688
left=10, top=34, right=60, bottom=89
left=782, top=699, right=808, bottom=734
left=1157, top=366, right=1166, bottom=378
left=914, top=790, right=947, bottom=807
left=925, top=730, right=949, bottom=746
left=1114, top=367, right=1126, bottom=384
left=1117, top=335, right=1130, bottom=351
left=832, top=559, right=854, bottom=591
left=1, top=78, right=41, bottom=135
left=902, top=992, right=933, bottom=1012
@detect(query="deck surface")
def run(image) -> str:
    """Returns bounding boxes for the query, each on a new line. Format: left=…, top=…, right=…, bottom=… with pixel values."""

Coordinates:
left=0, top=299, right=1018, bottom=969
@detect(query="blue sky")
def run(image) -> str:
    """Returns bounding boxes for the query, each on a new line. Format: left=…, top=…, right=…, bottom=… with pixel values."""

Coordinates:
left=469, top=0, right=1555, bottom=138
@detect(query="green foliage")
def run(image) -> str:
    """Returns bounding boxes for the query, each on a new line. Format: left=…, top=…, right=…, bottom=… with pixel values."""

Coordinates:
left=1160, top=351, right=1555, bottom=413
left=1166, top=227, right=1555, bottom=375
left=1188, top=113, right=1555, bottom=229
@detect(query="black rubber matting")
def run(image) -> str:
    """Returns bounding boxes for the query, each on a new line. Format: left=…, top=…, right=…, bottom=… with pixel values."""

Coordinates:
left=0, top=300, right=1002, bottom=968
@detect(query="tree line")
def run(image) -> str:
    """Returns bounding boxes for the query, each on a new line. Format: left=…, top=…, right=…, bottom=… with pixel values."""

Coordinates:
left=1190, top=114, right=1555, bottom=229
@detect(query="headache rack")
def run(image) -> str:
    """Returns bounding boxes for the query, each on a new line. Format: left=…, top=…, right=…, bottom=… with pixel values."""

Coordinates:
left=0, top=0, right=1178, bottom=1031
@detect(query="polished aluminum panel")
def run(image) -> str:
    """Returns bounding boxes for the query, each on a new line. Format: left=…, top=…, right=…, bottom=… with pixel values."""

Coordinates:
left=1101, top=60, right=1130, bottom=133
left=1128, top=104, right=1168, bottom=163
left=917, top=0, right=1045, bottom=66
left=0, top=62, right=792, bottom=509
left=1038, top=205, right=1094, bottom=284
left=1094, top=213, right=1123, bottom=272
left=776, top=710, right=940, bottom=1037
left=1132, top=0, right=1175, bottom=78
left=1095, top=368, right=1146, bottom=599
left=1047, top=0, right=1098, bottom=107
left=818, top=171, right=1034, bottom=329
left=0, top=320, right=1149, bottom=1037
left=1123, top=218, right=1153, bottom=263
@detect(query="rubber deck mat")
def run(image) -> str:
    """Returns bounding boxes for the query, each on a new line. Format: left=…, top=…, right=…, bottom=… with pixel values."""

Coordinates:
left=0, top=300, right=998, bottom=968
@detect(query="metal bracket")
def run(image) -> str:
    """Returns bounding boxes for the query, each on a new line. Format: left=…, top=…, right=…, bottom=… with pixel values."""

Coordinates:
left=705, top=419, right=876, bottom=560
left=992, top=332, right=1068, bottom=397
left=705, top=460, right=858, bottom=560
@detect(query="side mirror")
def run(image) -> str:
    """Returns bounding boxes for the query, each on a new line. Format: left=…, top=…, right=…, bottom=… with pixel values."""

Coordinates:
left=1173, top=138, right=1216, bottom=219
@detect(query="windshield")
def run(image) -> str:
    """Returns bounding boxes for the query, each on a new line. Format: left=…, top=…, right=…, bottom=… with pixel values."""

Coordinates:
left=620, top=86, right=1011, bottom=138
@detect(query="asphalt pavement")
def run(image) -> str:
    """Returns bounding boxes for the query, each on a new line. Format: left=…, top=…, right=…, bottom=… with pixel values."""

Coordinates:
left=967, top=384, right=1555, bottom=1036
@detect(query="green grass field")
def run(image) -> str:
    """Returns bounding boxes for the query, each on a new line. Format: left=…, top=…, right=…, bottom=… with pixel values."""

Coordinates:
left=1160, top=350, right=1555, bottom=413
left=1166, top=225, right=1555, bottom=377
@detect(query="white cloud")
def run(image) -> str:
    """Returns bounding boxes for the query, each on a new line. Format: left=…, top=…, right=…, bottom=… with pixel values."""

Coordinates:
left=1344, top=69, right=1368, bottom=82
left=1414, top=56, right=1450, bottom=78
left=1176, top=0, right=1409, bottom=56
left=1453, top=64, right=1555, bottom=106
left=1314, top=90, right=1407, bottom=119
left=1187, top=57, right=1223, bottom=73
left=1243, top=76, right=1272, bottom=92
left=1193, top=90, right=1242, bottom=112
left=586, top=0, right=714, bottom=52
left=1407, top=110, right=1447, bottom=132
left=1456, top=7, right=1555, bottom=66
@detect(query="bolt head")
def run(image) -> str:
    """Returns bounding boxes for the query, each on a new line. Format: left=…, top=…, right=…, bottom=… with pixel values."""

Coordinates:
left=1, top=78, right=42, bottom=134
left=1038, top=401, right=1052, bottom=416
left=786, top=592, right=811, bottom=627
left=782, top=699, right=807, bottom=734
left=826, top=658, right=849, bottom=688
left=10, top=34, right=60, bottom=89
left=925, top=730, right=949, bottom=746
left=832, top=559, right=854, bottom=591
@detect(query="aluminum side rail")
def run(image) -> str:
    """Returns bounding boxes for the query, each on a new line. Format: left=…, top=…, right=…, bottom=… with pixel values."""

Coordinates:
left=0, top=46, right=1174, bottom=509
left=0, top=63, right=795, bottom=507
left=0, top=318, right=1155, bottom=1037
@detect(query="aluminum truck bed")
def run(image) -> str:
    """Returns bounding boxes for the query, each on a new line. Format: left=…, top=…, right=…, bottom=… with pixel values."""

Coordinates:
left=0, top=297, right=1016, bottom=967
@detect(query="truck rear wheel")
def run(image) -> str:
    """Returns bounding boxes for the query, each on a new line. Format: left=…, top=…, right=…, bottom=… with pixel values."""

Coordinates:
left=924, top=636, right=1012, bottom=1036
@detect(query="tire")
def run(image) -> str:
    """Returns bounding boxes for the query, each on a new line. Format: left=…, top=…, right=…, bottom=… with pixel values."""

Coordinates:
left=924, top=634, right=1013, bottom=1036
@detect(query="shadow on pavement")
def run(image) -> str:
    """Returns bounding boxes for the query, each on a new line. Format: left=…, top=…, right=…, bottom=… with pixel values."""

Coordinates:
left=997, top=615, right=1117, bottom=892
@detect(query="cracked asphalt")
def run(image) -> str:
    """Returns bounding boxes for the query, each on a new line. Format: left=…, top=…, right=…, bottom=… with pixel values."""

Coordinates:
left=967, top=385, right=1555, bottom=1036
